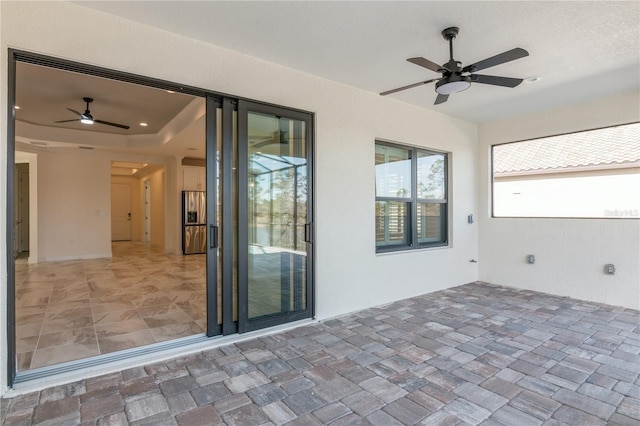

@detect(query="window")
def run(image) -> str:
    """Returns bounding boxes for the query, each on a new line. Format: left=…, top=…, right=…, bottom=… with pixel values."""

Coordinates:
left=492, top=122, right=640, bottom=218
left=375, top=141, right=448, bottom=251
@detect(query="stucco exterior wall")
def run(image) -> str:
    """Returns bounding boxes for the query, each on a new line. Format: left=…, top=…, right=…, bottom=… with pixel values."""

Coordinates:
left=0, top=2, right=478, bottom=394
left=478, top=91, right=640, bottom=310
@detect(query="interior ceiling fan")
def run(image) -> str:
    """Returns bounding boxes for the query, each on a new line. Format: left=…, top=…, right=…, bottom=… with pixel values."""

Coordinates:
left=381, top=27, right=529, bottom=105
left=55, top=97, right=130, bottom=129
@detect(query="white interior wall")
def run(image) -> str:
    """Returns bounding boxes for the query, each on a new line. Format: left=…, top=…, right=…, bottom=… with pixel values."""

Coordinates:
left=147, top=168, right=167, bottom=249
left=478, top=91, right=640, bottom=310
left=16, top=147, right=165, bottom=263
left=0, top=1, right=479, bottom=393
left=36, top=150, right=112, bottom=262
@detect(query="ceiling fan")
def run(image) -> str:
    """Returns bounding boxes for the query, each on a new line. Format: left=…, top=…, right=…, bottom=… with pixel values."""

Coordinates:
left=55, top=97, right=130, bottom=129
left=380, top=27, right=529, bottom=105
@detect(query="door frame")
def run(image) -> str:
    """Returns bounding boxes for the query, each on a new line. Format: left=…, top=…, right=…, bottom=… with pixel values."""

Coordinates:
left=6, top=49, right=315, bottom=387
left=6, top=48, right=17, bottom=387
left=220, top=98, right=237, bottom=335
left=6, top=50, right=217, bottom=386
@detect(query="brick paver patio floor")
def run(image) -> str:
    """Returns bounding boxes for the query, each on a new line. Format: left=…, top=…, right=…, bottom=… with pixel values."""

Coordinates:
left=2, top=282, right=639, bottom=425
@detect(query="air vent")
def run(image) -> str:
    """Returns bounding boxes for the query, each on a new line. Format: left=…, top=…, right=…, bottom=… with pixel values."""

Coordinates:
left=78, top=146, right=94, bottom=150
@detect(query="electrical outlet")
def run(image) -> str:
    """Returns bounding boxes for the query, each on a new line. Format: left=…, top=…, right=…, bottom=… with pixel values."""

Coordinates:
left=605, top=264, right=615, bottom=275
left=527, top=255, right=535, bottom=264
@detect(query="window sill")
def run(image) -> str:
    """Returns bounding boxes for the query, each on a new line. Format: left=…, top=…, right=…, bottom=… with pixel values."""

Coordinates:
left=376, top=243, right=450, bottom=256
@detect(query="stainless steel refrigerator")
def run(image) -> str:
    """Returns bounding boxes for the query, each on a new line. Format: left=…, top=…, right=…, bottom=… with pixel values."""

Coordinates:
left=182, top=191, right=206, bottom=254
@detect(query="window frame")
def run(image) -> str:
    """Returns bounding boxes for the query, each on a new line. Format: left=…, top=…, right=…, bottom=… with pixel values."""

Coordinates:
left=375, top=140, right=449, bottom=253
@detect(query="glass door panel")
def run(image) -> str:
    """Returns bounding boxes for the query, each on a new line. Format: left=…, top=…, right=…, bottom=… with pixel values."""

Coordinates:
left=238, top=102, right=313, bottom=331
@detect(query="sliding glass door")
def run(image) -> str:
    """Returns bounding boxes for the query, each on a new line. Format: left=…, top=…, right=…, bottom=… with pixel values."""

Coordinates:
left=7, top=50, right=313, bottom=386
left=238, top=102, right=313, bottom=332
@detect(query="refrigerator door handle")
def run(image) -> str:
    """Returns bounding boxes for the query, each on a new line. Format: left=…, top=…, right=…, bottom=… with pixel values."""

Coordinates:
left=210, top=225, right=219, bottom=249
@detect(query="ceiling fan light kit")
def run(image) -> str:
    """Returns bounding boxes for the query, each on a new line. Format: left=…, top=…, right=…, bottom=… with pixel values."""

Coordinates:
left=381, top=26, right=529, bottom=105
left=435, top=74, right=471, bottom=95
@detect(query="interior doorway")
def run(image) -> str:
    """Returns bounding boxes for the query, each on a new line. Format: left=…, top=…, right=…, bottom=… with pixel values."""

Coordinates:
left=111, top=183, right=132, bottom=241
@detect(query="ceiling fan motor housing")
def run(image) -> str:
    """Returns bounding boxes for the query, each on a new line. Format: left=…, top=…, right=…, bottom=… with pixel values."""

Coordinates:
left=443, top=60, right=463, bottom=73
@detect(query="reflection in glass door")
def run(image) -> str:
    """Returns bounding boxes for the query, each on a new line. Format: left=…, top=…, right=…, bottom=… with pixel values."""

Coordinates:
left=238, top=102, right=313, bottom=332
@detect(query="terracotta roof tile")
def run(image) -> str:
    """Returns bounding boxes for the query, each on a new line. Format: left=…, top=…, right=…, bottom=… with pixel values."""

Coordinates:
left=494, top=122, right=640, bottom=174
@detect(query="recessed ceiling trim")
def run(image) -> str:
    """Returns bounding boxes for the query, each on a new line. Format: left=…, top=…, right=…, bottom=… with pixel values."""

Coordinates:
left=14, top=97, right=205, bottom=153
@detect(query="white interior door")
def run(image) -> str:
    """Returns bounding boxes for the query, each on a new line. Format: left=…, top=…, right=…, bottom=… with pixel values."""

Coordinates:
left=111, top=183, right=132, bottom=241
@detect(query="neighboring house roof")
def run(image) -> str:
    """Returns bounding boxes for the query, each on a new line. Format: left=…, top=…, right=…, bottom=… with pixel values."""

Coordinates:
left=494, top=122, right=640, bottom=175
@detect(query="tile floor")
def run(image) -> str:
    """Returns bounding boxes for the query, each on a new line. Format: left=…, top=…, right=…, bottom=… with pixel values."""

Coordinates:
left=14, top=242, right=207, bottom=371
left=2, top=282, right=639, bottom=425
